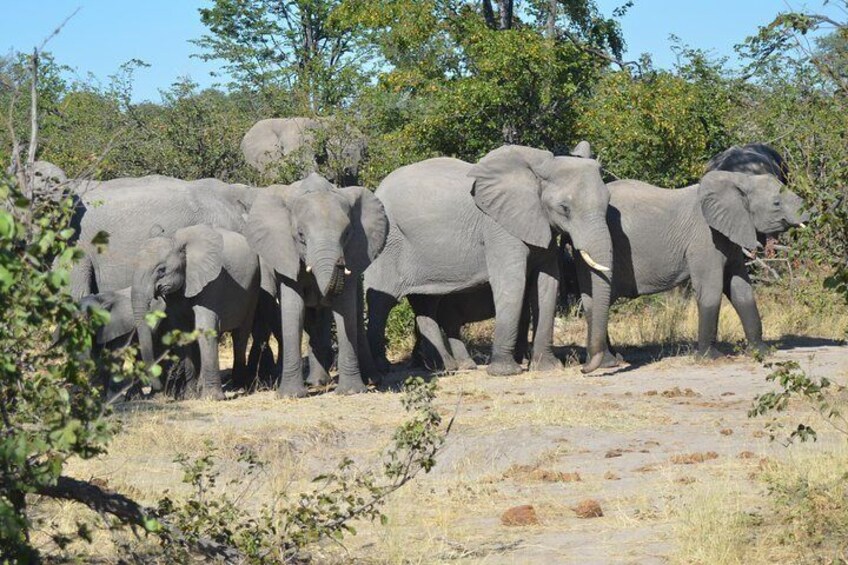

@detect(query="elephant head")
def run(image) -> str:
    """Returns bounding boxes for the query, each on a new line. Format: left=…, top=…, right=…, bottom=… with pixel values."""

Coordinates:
left=698, top=171, right=808, bottom=253
left=131, top=225, right=224, bottom=374
left=467, top=143, right=614, bottom=372
left=245, top=173, right=388, bottom=299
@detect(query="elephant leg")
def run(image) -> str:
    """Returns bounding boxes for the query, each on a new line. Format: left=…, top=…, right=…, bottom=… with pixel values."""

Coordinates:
left=409, top=295, right=457, bottom=372
left=194, top=306, right=225, bottom=400
left=691, top=264, right=725, bottom=359
left=486, top=241, right=528, bottom=376
left=246, top=292, right=276, bottom=388
left=305, top=307, right=334, bottom=386
left=444, top=318, right=476, bottom=371
left=515, top=287, right=532, bottom=365
left=366, top=288, right=397, bottom=372
left=230, top=324, right=251, bottom=391
left=333, top=283, right=366, bottom=395
left=724, top=264, right=765, bottom=355
left=356, top=279, right=381, bottom=385
left=407, top=295, right=457, bottom=371
left=278, top=280, right=307, bottom=398
left=529, top=257, right=562, bottom=372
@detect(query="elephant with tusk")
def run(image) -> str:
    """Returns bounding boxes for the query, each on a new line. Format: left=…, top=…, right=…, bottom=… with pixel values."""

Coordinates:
left=365, top=142, right=616, bottom=376
left=244, top=173, right=388, bottom=398
left=575, top=168, right=809, bottom=364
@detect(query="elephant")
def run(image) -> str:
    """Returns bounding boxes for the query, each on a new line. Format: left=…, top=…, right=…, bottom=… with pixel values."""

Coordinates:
left=574, top=170, right=808, bottom=362
left=70, top=175, right=254, bottom=300
left=407, top=238, right=582, bottom=372
left=79, top=287, right=135, bottom=351
left=77, top=288, right=200, bottom=399
left=406, top=287, right=497, bottom=372
left=241, top=117, right=366, bottom=186
left=364, top=143, right=615, bottom=376
left=132, top=225, right=261, bottom=400
left=244, top=173, right=388, bottom=398
left=706, top=143, right=789, bottom=184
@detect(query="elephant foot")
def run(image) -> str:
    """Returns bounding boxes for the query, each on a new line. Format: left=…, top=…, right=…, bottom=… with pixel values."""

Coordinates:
left=582, top=349, right=624, bottom=374
left=530, top=352, right=562, bottom=373
left=747, top=341, right=770, bottom=359
left=487, top=356, right=523, bottom=377
left=695, top=346, right=724, bottom=361
left=277, top=379, right=308, bottom=399
left=455, top=357, right=478, bottom=371
left=601, top=350, right=624, bottom=368
left=306, top=368, right=332, bottom=387
left=441, top=357, right=460, bottom=373
left=336, top=376, right=367, bottom=395
left=201, top=387, right=226, bottom=401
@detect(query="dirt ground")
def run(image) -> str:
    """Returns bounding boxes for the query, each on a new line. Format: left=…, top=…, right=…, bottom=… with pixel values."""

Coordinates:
left=62, top=341, right=848, bottom=563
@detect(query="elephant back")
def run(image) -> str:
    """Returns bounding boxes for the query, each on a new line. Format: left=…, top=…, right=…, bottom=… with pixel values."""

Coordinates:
left=77, top=176, right=254, bottom=293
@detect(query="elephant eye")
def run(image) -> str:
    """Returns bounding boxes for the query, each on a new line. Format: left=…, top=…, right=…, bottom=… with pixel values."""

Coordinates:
left=560, top=204, right=571, bottom=219
left=156, top=266, right=166, bottom=276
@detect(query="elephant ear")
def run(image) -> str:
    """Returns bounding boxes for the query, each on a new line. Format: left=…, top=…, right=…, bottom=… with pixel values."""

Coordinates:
left=341, top=186, right=389, bottom=273
left=175, top=225, right=225, bottom=298
left=244, top=186, right=300, bottom=280
left=468, top=145, right=555, bottom=248
left=698, top=171, right=758, bottom=250
left=569, top=140, right=593, bottom=159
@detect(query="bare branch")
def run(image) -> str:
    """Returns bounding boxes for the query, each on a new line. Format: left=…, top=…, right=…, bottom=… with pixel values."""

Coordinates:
left=37, top=7, right=82, bottom=53
left=558, top=28, right=643, bottom=75
left=38, top=475, right=243, bottom=562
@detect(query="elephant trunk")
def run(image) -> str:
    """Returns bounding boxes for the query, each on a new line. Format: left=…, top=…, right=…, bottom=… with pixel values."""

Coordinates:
left=132, top=272, right=163, bottom=392
left=307, top=243, right=347, bottom=299
left=572, top=221, right=614, bottom=374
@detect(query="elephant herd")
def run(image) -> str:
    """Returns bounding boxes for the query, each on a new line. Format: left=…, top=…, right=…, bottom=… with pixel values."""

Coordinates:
left=50, top=119, right=807, bottom=401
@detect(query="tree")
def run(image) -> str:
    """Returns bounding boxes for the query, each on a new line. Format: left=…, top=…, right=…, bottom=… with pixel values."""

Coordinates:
left=577, top=44, right=734, bottom=187
left=735, top=3, right=848, bottom=299
left=195, top=0, right=369, bottom=114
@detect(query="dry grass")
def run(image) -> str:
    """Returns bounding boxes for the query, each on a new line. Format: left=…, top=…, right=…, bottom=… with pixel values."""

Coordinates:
left=30, top=278, right=848, bottom=562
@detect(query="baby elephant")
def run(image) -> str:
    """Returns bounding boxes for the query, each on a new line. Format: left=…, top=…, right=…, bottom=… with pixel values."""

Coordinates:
left=577, top=170, right=808, bottom=363
left=132, top=224, right=260, bottom=400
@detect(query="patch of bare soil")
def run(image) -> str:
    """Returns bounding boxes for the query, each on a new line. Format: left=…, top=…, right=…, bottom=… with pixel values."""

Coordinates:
left=62, top=344, right=848, bottom=564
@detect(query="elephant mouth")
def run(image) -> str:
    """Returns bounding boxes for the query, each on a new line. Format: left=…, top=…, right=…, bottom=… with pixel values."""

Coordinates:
left=325, top=263, right=346, bottom=297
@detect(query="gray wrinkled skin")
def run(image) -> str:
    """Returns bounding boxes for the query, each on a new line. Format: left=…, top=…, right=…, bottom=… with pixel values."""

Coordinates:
left=131, top=226, right=260, bottom=400
left=70, top=175, right=254, bottom=300
left=576, top=170, right=808, bottom=363
left=365, top=144, right=615, bottom=376
left=241, top=117, right=366, bottom=185
left=244, top=173, right=388, bottom=398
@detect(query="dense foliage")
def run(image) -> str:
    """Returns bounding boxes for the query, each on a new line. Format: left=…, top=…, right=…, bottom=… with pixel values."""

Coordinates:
left=0, top=177, right=152, bottom=560
left=1, top=0, right=846, bottom=560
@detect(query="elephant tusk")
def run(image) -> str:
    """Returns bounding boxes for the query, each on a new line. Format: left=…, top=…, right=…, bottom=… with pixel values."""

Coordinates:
left=798, top=222, right=807, bottom=229
left=579, top=250, right=611, bottom=273
left=344, top=268, right=352, bottom=276
left=305, top=265, right=312, bottom=273
left=742, top=248, right=756, bottom=259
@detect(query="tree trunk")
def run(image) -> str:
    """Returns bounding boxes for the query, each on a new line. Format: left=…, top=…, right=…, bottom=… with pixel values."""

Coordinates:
left=547, top=0, right=557, bottom=39
left=497, top=0, right=514, bottom=30
left=482, top=0, right=497, bottom=29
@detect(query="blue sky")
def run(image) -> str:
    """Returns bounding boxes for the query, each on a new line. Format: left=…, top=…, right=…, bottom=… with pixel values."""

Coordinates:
left=0, top=1, right=838, bottom=102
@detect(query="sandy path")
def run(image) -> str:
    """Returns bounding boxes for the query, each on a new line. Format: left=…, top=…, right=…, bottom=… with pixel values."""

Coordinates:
left=66, top=344, right=848, bottom=563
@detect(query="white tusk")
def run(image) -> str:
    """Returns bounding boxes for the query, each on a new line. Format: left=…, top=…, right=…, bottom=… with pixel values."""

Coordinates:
left=344, top=268, right=352, bottom=275
left=742, top=248, right=756, bottom=259
left=305, top=265, right=312, bottom=273
left=579, top=250, right=611, bottom=273
left=798, top=222, right=807, bottom=228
